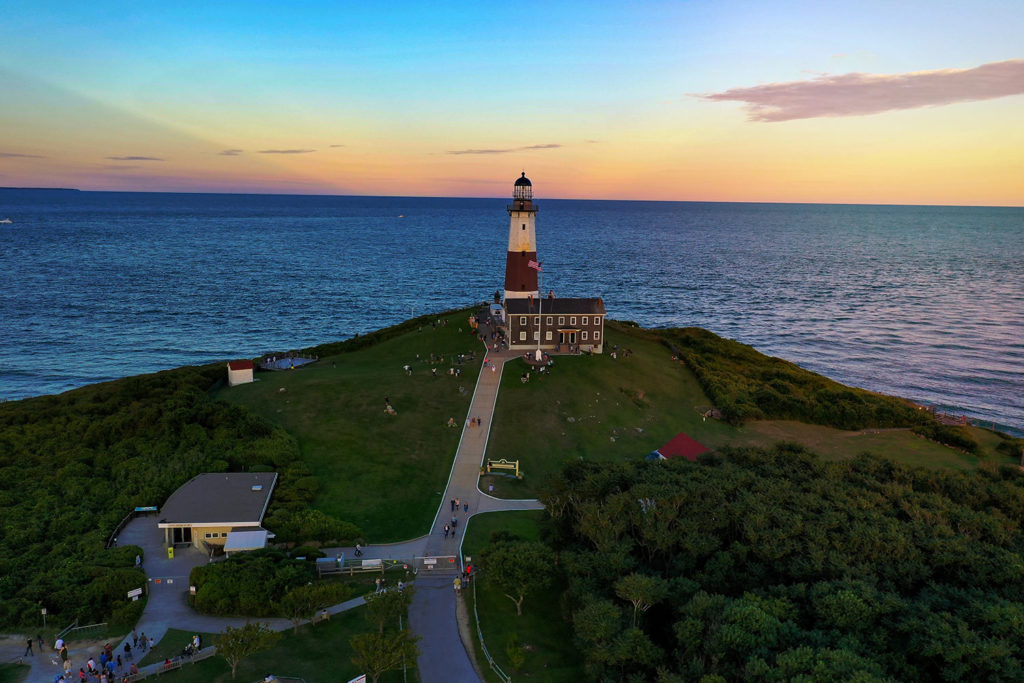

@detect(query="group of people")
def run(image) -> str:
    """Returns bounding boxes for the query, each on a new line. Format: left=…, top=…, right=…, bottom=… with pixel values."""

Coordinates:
left=443, top=498, right=470, bottom=539
left=45, top=632, right=149, bottom=682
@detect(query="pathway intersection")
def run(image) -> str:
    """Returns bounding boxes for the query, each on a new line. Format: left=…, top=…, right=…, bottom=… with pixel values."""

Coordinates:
left=8, top=310, right=544, bottom=682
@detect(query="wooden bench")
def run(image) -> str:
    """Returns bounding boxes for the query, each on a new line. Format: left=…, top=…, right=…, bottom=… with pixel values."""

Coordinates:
left=486, top=459, right=521, bottom=479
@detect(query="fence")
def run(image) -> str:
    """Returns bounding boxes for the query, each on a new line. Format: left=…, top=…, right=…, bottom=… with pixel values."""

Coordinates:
left=316, top=557, right=412, bottom=578
left=122, top=645, right=218, bottom=681
left=62, top=622, right=108, bottom=642
left=413, top=555, right=459, bottom=575
left=472, top=575, right=512, bottom=683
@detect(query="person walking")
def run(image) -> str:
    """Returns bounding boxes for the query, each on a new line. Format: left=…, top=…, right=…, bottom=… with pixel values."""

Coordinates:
left=443, top=524, right=450, bottom=539
left=24, top=637, right=33, bottom=657
left=450, top=498, right=456, bottom=512
left=453, top=576, right=462, bottom=594
left=463, top=501, right=469, bottom=513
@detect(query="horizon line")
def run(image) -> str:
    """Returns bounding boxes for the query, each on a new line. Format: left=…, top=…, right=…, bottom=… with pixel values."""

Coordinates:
left=1, top=185, right=1020, bottom=210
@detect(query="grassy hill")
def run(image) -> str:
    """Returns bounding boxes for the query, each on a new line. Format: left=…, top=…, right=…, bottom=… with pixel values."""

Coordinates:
left=484, top=321, right=1016, bottom=498
left=219, top=307, right=484, bottom=541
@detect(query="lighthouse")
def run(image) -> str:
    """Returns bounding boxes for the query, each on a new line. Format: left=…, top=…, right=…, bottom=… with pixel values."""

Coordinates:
left=504, top=172, right=539, bottom=301
left=498, top=172, right=608, bottom=354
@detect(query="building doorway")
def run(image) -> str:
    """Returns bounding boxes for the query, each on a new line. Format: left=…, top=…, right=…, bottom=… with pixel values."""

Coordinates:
left=558, top=330, right=577, bottom=345
left=171, top=527, right=192, bottom=545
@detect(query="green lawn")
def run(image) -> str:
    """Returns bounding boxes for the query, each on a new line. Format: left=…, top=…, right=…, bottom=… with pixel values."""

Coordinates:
left=143, top=607, right=410, bottom=682
left=462, top=510, right=583, bottom=683
left=220, top=309, right=484, bottom=541
left=0, top=663, right=28, bottom=683
left=485, top=323, right=1013, bottom=497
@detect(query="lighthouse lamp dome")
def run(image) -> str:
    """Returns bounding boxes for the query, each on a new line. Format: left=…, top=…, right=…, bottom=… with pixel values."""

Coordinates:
left=513, top=172, right=533, bottom=200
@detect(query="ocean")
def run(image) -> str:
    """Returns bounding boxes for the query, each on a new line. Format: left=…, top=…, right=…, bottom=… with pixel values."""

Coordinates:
left=1, top=189, right=1022, bottom=434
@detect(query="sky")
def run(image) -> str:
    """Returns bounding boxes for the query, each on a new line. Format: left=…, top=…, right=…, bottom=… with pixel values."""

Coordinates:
left=1, top=1, right=1022, bottom=205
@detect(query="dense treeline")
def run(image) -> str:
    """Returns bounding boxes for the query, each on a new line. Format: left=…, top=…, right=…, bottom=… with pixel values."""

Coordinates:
left=0, top=363, right=356, bottom=628
left=659, top=327, right=932, bottom=431
left=538, top=448, right=1024, bottom=681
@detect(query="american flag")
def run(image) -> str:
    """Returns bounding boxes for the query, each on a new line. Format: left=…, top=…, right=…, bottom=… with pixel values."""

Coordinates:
left=528, top=260, right=542, bottom=272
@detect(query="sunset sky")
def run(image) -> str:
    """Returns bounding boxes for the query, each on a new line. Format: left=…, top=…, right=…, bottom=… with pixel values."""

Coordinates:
left=2, top=1, right=1022, bottom=205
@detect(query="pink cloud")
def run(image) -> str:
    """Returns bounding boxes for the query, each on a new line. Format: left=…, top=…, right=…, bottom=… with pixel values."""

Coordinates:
left=696, top=59, right=1024, bottom=122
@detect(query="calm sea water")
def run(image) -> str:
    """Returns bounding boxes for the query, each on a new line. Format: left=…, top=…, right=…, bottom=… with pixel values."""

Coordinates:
left=1, top=190, right=1022, bottom=434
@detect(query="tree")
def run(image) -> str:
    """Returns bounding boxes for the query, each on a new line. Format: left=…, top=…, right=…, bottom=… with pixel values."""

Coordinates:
left=350, top=629, right=420, bottom=683
left=479, top=540, right=552, bottom=616
left=615, top=573, right=668, bottom=627
left=276, top=582, right=351, bottom=634
left=364, top=586, right=414, bottom=633
left=216, top=623, right=281, bottom=679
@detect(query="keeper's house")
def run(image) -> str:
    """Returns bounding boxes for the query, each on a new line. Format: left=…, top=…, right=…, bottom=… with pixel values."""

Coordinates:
left=158, top=472, right=277, bottom=551
left=506, top=297, right=607, bottom=354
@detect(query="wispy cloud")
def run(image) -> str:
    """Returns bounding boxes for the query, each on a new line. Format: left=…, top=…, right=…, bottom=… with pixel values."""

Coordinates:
left=695, top=59, right=1024, bottom=122
left=99, top=164, right=140, bottom=170
left=106, top=155, right=164, bottom=161
left=0, top=152, right=45, bottom=158
left=218, top=149, right=244, bottom=156
left=258, top=149, right=316, bottom=154
left=329, top=144, right=345, bottom=148
left=446, top=143, right=562, bottom=155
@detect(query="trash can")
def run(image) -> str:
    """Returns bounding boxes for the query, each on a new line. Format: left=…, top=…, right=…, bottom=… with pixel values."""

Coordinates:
left=167, top=546, right=174, bottom=559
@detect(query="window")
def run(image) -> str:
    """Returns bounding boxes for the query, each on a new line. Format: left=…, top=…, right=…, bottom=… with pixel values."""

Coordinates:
left=519, top=331, right=526, bottom=341
left=520, top=317, right=527, bottom=326
left=221, top=533, right=228, bottom=537
left=582, top=316, right=589, bottom=325
left=533, top=331, right=540, bottom=340
left=595, top=331, right=601, bottom=340
left=522, top=223, right=526, bottom=230
left=570, top=316, right=576, bottom=325
left=546, top=330, right=552, bottom=340
left=546, top=316, right=552, bottom=324
left=533, top=316, right=539, bottom=325
left=205, top=533, right=213, bottom=539
left=582, top=331, right=588, bottom=341
left=558, top=316, right=565, bottom=324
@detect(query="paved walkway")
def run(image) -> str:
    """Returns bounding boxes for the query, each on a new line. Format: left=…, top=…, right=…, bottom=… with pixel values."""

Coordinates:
left=410, top=312, right=545, bottom=683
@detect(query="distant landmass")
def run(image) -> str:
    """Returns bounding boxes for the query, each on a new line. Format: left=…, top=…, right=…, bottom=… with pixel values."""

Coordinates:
left=0, top=186, right=81, bottom=192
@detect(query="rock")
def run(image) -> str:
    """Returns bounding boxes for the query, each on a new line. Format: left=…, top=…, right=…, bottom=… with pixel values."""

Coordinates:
left=567, top=416, right=575, bottom=423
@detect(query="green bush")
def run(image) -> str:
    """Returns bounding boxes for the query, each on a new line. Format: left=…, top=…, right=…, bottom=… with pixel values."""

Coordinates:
left=190, top=549, right=314, bottom=617
left=659, top=327, right=932, bottom=431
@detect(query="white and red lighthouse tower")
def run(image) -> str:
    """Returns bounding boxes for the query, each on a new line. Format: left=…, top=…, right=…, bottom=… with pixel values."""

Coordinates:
left=504, top=172, right=539, bottom=301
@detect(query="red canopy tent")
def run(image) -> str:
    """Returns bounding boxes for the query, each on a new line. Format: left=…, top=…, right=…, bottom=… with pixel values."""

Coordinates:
left=649, top=432, right=710, bottom=462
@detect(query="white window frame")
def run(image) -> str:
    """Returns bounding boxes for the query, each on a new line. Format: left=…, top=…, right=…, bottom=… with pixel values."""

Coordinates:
left=582, top=331, right=588, bottom=341
left=534, top=316, right=539, bottom=325
left=570, top=316, right=576, bottom=325
left=519, top=331, right=527, bottom=341
left=558, top=316, right=564, bottom=324
left=520, top=317, right=527, bottom=326
left=582, top=316, right=589, bottom=325
left=595, top=331, right=601, bottom=340
left=533, top=331, right=540, bottom=341
left=546, top=316, right=552, bottom=324
left=546, top=330, right=552, bottom=341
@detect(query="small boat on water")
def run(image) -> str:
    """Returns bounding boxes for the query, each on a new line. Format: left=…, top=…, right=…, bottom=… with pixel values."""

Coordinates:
left=0, top=218, right=12, bottom=224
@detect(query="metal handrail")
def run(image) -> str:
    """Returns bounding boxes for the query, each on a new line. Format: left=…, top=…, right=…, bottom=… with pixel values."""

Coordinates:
left=472, top=574, right=512, bottom=683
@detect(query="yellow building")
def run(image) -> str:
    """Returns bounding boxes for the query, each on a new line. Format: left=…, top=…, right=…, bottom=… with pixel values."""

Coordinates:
left=158, top=472, right=277, bottom=551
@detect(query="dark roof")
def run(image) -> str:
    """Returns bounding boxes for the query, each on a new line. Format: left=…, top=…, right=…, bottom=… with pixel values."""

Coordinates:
left=228, top=360, right=254, bottom=371
left=159, top=473, right=277, bottom=526
left=505, top=297, right=606, bottom=315
left=654, top=433, right=710, bottom=462
left=514, top=172, right=532, bottom=186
